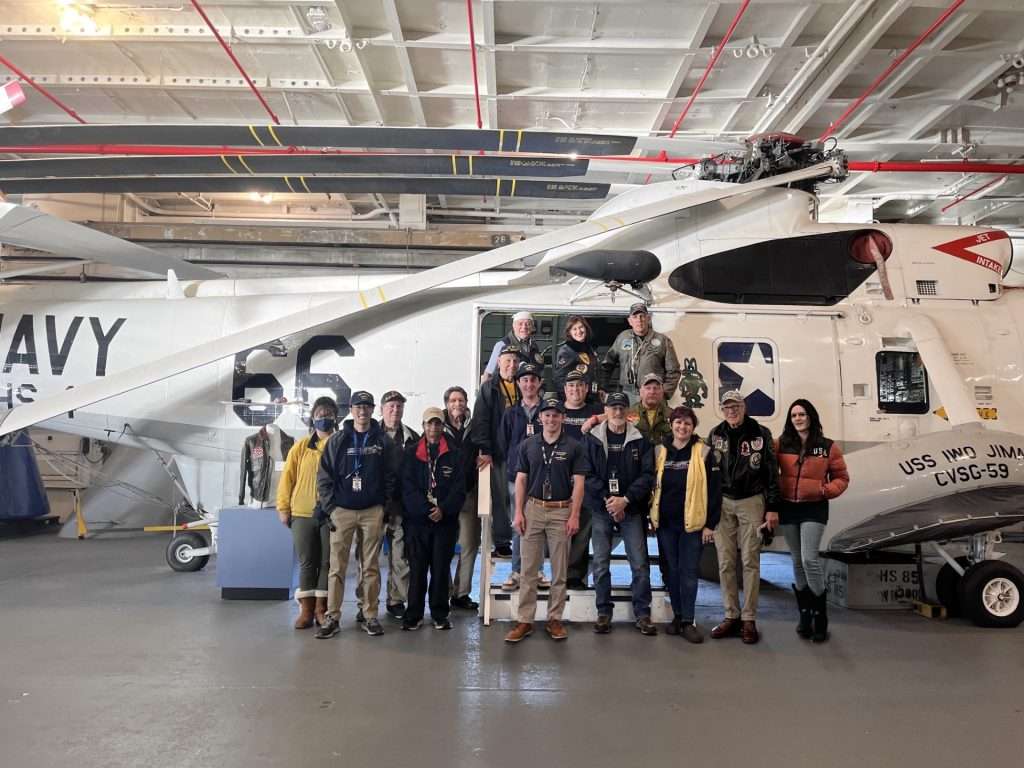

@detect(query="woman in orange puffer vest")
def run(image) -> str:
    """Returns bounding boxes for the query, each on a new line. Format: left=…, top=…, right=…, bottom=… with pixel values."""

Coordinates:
left=775, top=399, right=849, bottom=643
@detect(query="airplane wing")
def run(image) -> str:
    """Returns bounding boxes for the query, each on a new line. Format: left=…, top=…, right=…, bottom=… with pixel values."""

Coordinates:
left=0, top=202, right=223, bottom=280
left=0, top=161, right=840, bottom=437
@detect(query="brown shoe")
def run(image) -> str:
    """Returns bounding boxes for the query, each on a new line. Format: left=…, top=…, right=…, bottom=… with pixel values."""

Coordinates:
left=594, top=615, right=612, bottom=634
left=314, top=597, right=327, bottom=627
left=546, top=619, right=568, bottom=641
left=634, top=616, right=658, bottom=636
left=504, top=622, right=533, bottom=643
left=710, top=617, right=741, bottom=639
left=741, top=620, right=760, bottom=644
left=294, top=597, right=315, bottom=629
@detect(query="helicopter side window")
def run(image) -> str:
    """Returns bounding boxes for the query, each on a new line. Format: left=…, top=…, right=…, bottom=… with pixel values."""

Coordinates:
left=876, top=351, right=929, bottom=415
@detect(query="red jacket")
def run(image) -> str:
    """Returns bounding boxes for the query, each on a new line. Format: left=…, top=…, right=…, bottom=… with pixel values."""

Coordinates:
left=775, top=436, right=849, bottom=503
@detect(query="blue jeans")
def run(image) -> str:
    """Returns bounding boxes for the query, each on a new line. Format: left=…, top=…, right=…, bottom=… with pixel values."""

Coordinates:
left=509, top=480, right=521, bottom=573
left=780, top=522, right=826, bottom=595
left=591, top=509, right=652, bottom=618
left=656, top=526, right=703, bottom=622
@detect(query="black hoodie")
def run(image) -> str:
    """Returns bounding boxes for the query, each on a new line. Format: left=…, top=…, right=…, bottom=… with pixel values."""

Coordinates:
left=317, top=418, right=401, bottom=511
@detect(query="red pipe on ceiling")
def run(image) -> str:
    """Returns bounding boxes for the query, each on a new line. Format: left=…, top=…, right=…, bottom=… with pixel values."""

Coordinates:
left=188, top=0, right=281, bottom=125
left=466, top=0, right=484, bottom=130
left=939, top=174, right=1008, bottom=212
left=846, top=161, right=1024, bottom=174
left=818, top=0, right=966, bottom=142
left=0, top=54, right=86, bottom=124
left=668, top=0, right=751, bottom=139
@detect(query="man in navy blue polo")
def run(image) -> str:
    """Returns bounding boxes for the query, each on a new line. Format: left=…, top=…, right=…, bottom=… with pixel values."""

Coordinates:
left=505, top=397, right=588, bottom=643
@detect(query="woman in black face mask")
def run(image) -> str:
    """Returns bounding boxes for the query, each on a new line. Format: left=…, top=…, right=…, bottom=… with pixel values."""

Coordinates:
left=276, top=396, right=339, bottom=629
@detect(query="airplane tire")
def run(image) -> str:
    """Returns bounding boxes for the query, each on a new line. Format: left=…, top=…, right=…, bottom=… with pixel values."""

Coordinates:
left=959, top=561, right=1024, bottom=628
left=934, top=557, right=970, bottom=617
left=166, top=532, right=210, bottom=573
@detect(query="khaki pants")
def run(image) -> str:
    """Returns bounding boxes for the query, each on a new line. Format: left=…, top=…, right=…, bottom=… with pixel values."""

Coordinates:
left=518, top=499, right=571, bottom=624
left=713, top=495, right=764, bottom=621
left=452, top=487, right=480, bottom=599
left=326, top=505, right=384, bottom=621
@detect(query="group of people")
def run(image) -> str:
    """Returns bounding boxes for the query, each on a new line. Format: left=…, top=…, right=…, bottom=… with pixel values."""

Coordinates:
left=274, top=304, right=850, bottom=646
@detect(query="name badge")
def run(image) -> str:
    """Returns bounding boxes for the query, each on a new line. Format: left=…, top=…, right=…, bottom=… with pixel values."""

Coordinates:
left=352, top=475, right=363, bottom=492
left=608, top=477, right=620, bottom=494
left=543, top=479, right=553, bottom=500
left=526, top=423, right=535, bottom=436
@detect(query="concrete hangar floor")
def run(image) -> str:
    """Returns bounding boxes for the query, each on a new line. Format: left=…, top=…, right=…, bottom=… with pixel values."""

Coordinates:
left=2, top=533, right=1022, bottom=768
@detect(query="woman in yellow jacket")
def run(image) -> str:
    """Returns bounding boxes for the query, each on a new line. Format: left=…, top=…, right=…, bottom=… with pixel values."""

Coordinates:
left=649, top=406, right=723, bottom=642
left=276, top=396, right=338, bottom=629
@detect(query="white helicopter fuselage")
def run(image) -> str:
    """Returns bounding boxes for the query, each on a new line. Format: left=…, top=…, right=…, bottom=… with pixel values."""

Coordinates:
left=2, top=183, right=1022, bottom=553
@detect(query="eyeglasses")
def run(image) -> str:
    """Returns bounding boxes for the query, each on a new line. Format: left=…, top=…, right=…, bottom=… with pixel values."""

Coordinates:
left=722, top=404, right=743, bottom=412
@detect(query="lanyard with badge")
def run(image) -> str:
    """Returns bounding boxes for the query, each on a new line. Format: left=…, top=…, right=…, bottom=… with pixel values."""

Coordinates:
left=541, top=437, right=559, bottom=500
left=426, top=445, right=439, bottom=506
left=349, top=430, right=368, bottom=492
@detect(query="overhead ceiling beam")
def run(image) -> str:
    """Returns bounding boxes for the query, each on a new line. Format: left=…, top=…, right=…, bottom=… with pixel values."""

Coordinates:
left=905, top=33, right=1024, bottom=140
left=332, top=0, right=385, bottom=124
left=645, top=4, right=718, bottom=135
left=719, top=5, right=816, bottom=134
left=828, top=10, right=978, bottom=138
left=780, top=0, right=913, bottom=136
left=380, top=0, right=427, bottom=125
left=480, top=0, right=499, bottom=128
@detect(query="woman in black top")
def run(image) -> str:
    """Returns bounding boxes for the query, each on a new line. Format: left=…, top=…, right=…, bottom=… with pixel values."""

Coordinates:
left=554, top=315, right=602, bottom=401
left=649, top=406, right=722, bottom=642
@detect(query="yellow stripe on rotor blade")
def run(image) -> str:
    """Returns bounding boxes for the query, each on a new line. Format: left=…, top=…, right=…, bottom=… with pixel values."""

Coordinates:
left=358, top=291, right=369, bottom=309
left=237, top=156, right=255, bottom=174
left=510, top=178, right=517, bottom=197
left=284, top=177, right=297, bottom=193
left=299, top=176, right=312, bottom=193
left=495, top=177, right=500, bottom=197
left=220, top=155, right=236, bottom=174
left=377, top=286, right=386, bottom=302
left=268, top=124, right=283, bottom=146
left=515, top=130, right=522, bottom=152
left=469, top=155, right=474, bottom=175
left=499, top=129, right=505, bottom=151
left=451, top=155, right=458, bottom=175
left=248, top=125, right=265, bottom=146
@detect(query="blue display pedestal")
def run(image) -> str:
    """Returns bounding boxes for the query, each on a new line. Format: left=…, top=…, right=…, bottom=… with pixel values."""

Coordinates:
left=217, top=506, right=297, bottom=600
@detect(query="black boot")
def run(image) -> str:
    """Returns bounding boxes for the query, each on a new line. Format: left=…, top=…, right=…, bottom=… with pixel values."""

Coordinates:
left=811, top=590, right=829, bottom=643
left=793, top=585, right=813, bottom=639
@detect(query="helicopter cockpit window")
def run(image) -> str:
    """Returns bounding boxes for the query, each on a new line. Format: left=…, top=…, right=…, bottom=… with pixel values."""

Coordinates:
left=876, top=351, right=929, bottom=414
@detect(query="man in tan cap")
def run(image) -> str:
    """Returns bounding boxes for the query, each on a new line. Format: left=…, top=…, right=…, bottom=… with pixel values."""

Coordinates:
left=602, top=303, right=681, bottom=401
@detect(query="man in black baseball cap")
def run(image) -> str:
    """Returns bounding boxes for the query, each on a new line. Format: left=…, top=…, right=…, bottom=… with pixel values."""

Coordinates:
left=583, top=390, right=657, bottom=636
left=602, top=303, right=681, bottom=401
left=497, top=360, right=545, bottom=592
left=316, top=389, right=401, bottom=638
left=505, top=396, right=589, bottom=644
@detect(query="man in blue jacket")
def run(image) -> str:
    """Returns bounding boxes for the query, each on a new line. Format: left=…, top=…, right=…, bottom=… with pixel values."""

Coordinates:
left=315, top=390, right=401, bottom=638
left=400, top=407, right=466, bottom=631
left=584, top=392, right=657, bottom=635
left=497, top=361, right=544, bottom=592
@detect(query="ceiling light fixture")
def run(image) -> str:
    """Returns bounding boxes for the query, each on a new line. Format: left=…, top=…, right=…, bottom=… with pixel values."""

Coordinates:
left=56, top=1, right=98, bottom=35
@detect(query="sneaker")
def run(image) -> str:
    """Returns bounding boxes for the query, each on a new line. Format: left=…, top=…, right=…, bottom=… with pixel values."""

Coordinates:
left=362, top=618, right=384, bottom=636
left=401, top=619, right=422, bottom=631
left=594, top=615, right=612, bottom=634
left=355, top=610, right=366, bottom=625
left=538, top=572, right=551, bottom=589
left=433, top=617, right=453, bottom=630
left=566, top=578, right=587, bottom=591
left=314, top=615, right=340, bottom=639
left=635, top=616, right=658, bottom=636
left=504, top=622, right=533, bottom=643
left=386, top=603, right=406, bottom=620
left=492, top=544, right=513, bottom=559
left=450, top=595, right=479, bottom=611
left=501, top=572, right=520, bottom=592
left=681, top=622, right=704, bottom=644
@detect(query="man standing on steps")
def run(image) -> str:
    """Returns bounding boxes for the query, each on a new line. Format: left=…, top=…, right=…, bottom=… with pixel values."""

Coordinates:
left=561, top=370, right=602, bottom=590
left=471, top=345, right=521, bottom=560
left=315, top=391, right=400, bottom=639
left=497, top=362, right=545, bottom=594
left=505, top=397, right=588, bottom=644
left=378, top=390, right=419, bottom=620
left=602, top=303, right=681, bottom=402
